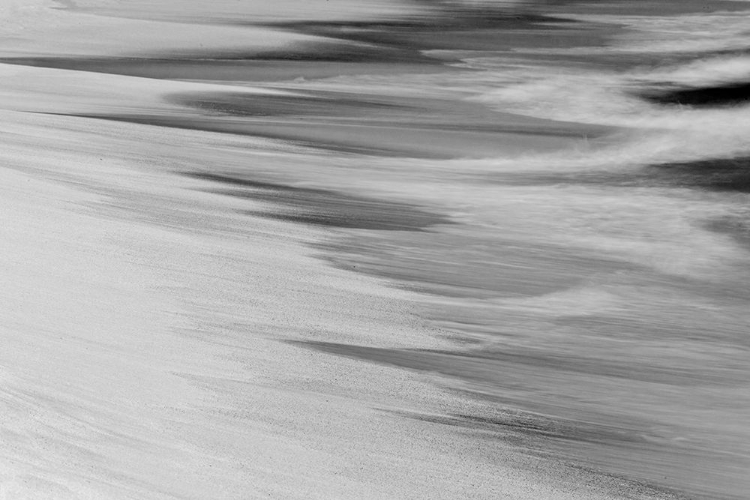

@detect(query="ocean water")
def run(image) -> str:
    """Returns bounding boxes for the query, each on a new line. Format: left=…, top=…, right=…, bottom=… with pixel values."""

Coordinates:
left=259, top=6, right=750, bottom=498
left=2, top=1, right=750, bottom=499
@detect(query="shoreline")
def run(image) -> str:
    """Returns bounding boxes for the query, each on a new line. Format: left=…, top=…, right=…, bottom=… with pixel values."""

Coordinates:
left=2, top=1, right=749, bottom=499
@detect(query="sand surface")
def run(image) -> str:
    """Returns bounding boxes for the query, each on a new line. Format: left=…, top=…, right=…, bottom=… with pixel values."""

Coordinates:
left=2, top=1, right=749, bottom=499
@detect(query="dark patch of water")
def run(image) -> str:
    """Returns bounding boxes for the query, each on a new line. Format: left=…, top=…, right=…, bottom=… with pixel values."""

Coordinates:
left=257, top=13, right=614, bottom=54
left=0, top=38, right=441, bottom=80
left=641, top=82, right=750, bottom=108
left=292, top=339, right=740, bottom=389
left=703, top=215, right=750, bottom=250
left=168, top=92, right=413, bottom=118
left=650, top=157, right=750, bottom=192
left=318, top=232, right=636, bottom=299
left=186, top=172, right=451, bottom=231
left=64, top=109, right=592, bottom=160
left=496, top=157, right=750, bottom=193
left=65, top=113, right=450, bottom=158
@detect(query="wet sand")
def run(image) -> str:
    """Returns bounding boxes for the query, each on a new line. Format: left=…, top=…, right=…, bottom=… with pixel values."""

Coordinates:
left=2, top=1, right=749, bottom=499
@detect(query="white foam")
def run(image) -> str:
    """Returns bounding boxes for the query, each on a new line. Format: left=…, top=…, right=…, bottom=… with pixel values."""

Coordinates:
left=459, top=44, right=750, bottom=168
left=635, top=55, right=750, bottom=87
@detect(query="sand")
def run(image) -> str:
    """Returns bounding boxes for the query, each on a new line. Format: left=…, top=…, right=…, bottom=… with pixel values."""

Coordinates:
left=0, top=3, right=632, bottom=499
left=2, top=1, right=748, bottom=499
left=0, top=94, right=634, bottom=500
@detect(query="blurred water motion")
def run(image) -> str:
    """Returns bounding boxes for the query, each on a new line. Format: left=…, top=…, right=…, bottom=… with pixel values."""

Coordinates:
left=2, top=0, right=750, bottom=498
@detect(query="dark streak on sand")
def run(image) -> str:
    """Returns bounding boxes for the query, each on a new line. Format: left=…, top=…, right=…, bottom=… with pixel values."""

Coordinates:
left=256, top=13, right=611, bottom=54
left=403, top=408, right=690, bottom=500
left=186, top=172, right=451, bottom=231
left=65, top=113, right=459, bottom=158
left=0, top=40, right=444, bottom=82
left=496, top=156, right=750, bottom=194
left=704, top=215, right=750, bottom=250
left=168, top=92, right=416, bottom=118
left=291, top=340, right=740, bottom=388
left=168, top=91, right=607, bottom=137
left=413, top=409, right=645, bottom=445
left=316, top=232, right=638, bottom=299
left=0, top=56, right=444, bottom=82
left=63, top=100, right=600, bottom=159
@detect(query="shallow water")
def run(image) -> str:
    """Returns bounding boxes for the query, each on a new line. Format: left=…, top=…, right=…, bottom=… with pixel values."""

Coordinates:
left=2, top=1, right=750, bottom=499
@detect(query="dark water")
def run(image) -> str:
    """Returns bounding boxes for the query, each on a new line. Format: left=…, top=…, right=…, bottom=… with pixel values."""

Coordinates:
left=641, top=82, right=750, bottom=107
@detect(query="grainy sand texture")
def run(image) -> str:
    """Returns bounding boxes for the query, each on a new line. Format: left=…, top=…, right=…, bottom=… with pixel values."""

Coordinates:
left=1, top=1, right=749, bottom=499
